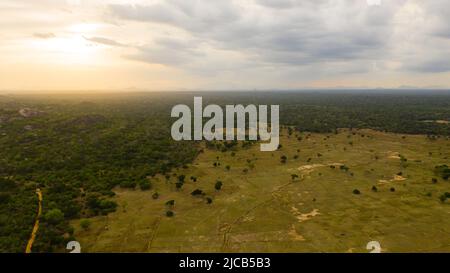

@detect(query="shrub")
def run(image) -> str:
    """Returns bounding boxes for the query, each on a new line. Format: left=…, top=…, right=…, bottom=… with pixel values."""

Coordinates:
left=175, top=182, right=183, bottom=190
left=139, top=180, right=151, bottom=191
left=435, top=165, right=450, bottom=180
left=191, top=189, right=204, bottom=196
left=44, top=208, right=64, bottom=225
left=166, top=210, right=174, bottom=217
left=119, top=180, right=136, bottom=189
left=98, top=200, right=117, bottom=214
left=353, top=189, right=361, bottom=195
left=215, top=181, right=223, bottom=190
left=439, top=193, right=448, bottom=203
left=80, top=219, right=91, bottom=230
left=165, top=200, right=175, bottom=208
left=440, top=192, right=450, bottom=202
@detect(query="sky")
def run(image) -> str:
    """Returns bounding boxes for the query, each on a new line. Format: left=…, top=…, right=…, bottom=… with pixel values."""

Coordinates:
left=1, top=0, right=450, bottom=91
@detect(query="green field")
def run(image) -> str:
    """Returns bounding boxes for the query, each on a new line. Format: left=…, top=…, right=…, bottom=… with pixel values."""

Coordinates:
left=72, top=128, right=450, bottom=252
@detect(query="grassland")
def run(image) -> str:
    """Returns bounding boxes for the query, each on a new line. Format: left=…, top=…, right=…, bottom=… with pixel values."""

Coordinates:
left=72, top=128, right=450, bottom=253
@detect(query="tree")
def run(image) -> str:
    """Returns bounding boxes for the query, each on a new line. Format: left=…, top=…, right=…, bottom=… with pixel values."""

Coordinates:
left=152, top=192, right=159, bottom=199
left=166, top=210, right=174, bottom=217
left=206, top=197, right=213, bottom=204
left=139, top=180, right=151, bottom=191
left=44, top=208, right=64, bottom=225
left=98, top=200, right=117, bottom=214
left=165, top=200, right=175, bottom=208
left=291, top=174, right=299, bottom=181
left=439, top=192, right=450, bottom=202
left=280, top=155, right=287, bottom=164
left=191, top=189, right=204, bottom=196
left=80, top=219, right=91, bottom=230
left=371, top=186, right=378, bottom=192
left=225, top=165, right=230, bottom=171
left=353, top=189, right=361, bottom=195
left=215, top=181, right=223, bottom=191
left=435, top=165, right=450, bottom=180
left=175, top=182, right=183, bottom=190
left=120, top=179, right=136, bottom=189
left=439, top=195, right=446, bottom=202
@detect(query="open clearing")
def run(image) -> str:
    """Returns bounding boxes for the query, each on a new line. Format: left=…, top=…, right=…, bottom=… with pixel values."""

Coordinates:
left=72, top=129, right=450, bottom=252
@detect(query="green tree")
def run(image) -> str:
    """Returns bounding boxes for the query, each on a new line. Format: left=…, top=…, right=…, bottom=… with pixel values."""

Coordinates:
left=166, top=210, right=174, bottom=217
left=139, top=180, right=151, bottom=191
left=152, top=192, right=159, bottom=199
left=44, top=208, right=64, bottom=225
left=215, top=181, right=223, bottom=191
left=80, top=219, right=91, bottom=230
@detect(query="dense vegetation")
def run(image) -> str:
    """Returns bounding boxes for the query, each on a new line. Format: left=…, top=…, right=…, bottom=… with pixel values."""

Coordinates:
left=0, top=93, right=199, bottom=252
left=0, top=90, right=449, bottom=252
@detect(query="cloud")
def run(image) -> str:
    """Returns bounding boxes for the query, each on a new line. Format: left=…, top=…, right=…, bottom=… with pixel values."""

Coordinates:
left=107, top=1, right=396, bottom=67
left=103, top=0, right=450, bottom=81
left=3, top=0, right=450, bottom=90
left=83, top=36, right=127, bottom=47
left=33, top=32, right=55, bottom=39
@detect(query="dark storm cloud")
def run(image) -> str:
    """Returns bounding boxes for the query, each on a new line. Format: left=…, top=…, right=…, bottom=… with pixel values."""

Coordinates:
left=409, top=58, right=450, bottom=74
left=106, top=0, right=450, bottom=74
left=126, top=36, right=205, bottom=66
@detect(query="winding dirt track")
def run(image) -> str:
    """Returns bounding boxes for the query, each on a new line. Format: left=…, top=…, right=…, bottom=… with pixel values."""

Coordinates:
left=25, top=188, right=42, bottom=253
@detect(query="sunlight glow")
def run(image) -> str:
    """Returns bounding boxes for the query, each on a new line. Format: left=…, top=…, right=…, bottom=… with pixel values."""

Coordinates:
left=30, top=35, right=101, bottom=65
